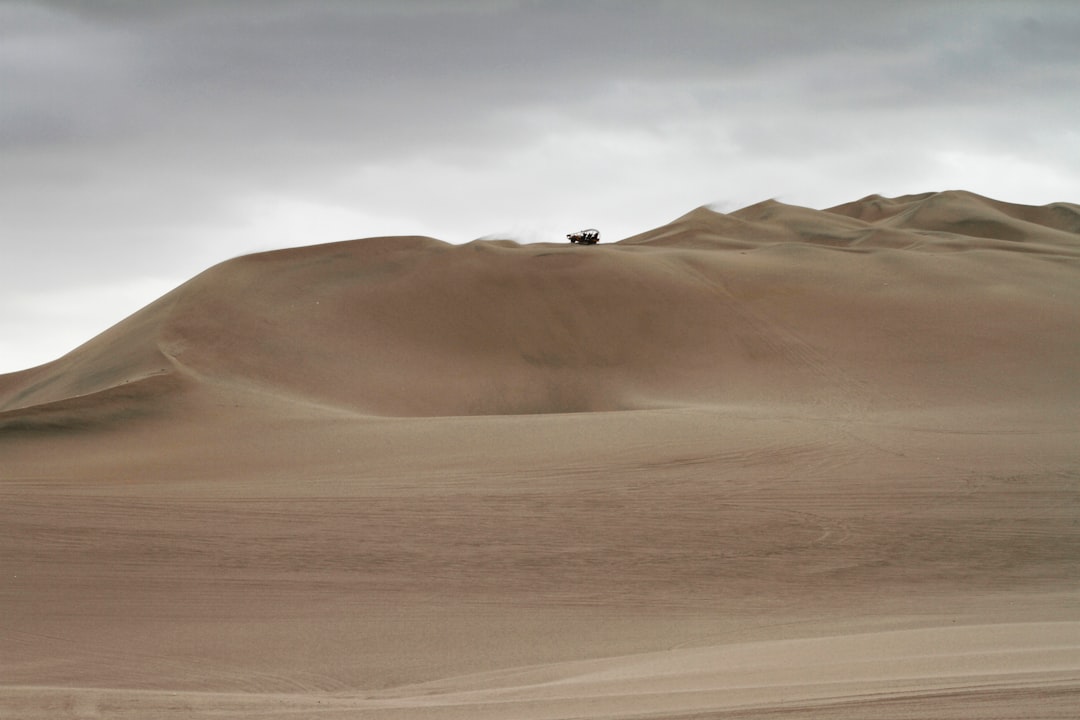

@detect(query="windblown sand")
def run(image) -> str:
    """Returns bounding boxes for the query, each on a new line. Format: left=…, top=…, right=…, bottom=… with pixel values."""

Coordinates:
left=3, top=190, right=1079, bottom=718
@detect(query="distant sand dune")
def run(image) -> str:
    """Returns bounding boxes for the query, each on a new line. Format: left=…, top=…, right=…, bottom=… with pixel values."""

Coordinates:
left=2, top=191, right=1078, bottom=719
left=2, top=190, right=1077, bottom=418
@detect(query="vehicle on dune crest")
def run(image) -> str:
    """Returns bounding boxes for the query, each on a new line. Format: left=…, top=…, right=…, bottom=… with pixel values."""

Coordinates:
left=567, top=228, right=600, bottom=244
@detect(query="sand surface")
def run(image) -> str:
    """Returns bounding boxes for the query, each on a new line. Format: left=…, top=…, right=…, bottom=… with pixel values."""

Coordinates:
left=2, top=190, right=1079, bottom=718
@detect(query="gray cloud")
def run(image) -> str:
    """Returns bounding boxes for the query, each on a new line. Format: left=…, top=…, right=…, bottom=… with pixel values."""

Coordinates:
left=3, top=0, right=1079, bottom=371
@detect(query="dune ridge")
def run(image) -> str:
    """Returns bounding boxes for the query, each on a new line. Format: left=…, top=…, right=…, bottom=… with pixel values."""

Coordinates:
left=2, top=190, right=1079, bottom=719
left=2, top=190, right=1077, bottom=419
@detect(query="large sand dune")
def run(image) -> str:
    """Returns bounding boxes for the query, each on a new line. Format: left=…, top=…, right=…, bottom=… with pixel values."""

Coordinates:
left=2, top=190, right=1079, bottom=718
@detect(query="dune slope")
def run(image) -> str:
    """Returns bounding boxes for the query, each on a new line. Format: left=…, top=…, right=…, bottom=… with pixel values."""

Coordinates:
left=2, top=190, right=1078, bottom=419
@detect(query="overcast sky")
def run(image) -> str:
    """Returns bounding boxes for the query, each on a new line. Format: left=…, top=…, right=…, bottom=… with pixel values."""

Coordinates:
left=3, top=0, right=1079, bottom=373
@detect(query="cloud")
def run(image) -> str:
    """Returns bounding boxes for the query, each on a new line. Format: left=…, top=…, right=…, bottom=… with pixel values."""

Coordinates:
left=2, top=0, right=1080, bottom=371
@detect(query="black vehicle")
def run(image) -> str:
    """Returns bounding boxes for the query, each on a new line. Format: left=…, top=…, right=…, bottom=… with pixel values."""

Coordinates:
left=567, top=228, right=600, bottom=245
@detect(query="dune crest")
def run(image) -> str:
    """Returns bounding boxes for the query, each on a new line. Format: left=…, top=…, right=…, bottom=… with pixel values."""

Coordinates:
left=2, top=191, right=1078, bottom=420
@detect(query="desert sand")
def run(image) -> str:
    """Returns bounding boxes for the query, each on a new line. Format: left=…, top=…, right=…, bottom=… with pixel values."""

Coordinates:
left=2, top=190, right=1079, bottom=718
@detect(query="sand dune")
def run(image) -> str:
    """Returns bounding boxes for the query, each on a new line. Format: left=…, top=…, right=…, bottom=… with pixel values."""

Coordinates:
left=3, top=190, right=1078, bottom=419
left=2, top=191, right=1079, bottom=718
